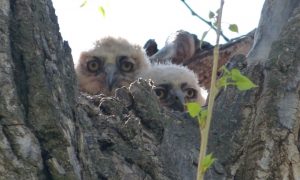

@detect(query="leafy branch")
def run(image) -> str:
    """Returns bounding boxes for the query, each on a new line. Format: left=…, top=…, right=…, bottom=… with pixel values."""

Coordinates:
left=181, top=0, right=230, bottom=42
left=196, top=1, right=224, bottom=179
left=187, top=0, right=257, bottom=179
left=217, top=67, right=257, bottom=90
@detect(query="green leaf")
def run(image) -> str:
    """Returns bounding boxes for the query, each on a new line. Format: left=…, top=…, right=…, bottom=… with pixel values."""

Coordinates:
left=98, top=6, right=106, bottom=16
left=216, top=66, right=231, bottom=89
left=231, top=69, right=257, bottom=90
left=236, top=79, right=258, bottom=91
left=186, top=102, right=201, bottom=118
left=80, top=0, right=88, bottom=7
left=209, top=11, right=215, bottom=19
left=229, top=24, right=239, bottom=33
left=217, top=76, right=228, bottom=89
left=199, top=109, right=207, bottom=129
left=230, top=69, right=242, bottom=81
left=201, top=153, right=216, bottom=173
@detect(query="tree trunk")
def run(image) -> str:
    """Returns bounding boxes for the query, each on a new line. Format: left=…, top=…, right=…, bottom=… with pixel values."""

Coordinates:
left=1, top=0, right=300, bottom=180
left=207, top=0, right=300, bottom=179
left=1, top=0, right=80, bottom=179
left=0, top=0, right=200, bottom=179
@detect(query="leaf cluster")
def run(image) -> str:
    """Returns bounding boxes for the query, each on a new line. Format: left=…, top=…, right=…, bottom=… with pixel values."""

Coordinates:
left=186, top=67, right=257, bottom=176
left=80, top=0, right=106, bottom=16
left=200, top=11, right=239, bottom=47
left=217, top=67, right=257, bottom=90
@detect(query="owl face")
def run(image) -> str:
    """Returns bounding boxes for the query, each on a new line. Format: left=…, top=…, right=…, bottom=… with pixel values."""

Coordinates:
left=138, top=64, right=205, bottom=111
left=76, top=37, right=150, bottom=95
left=153, top=82, right=199, bottom=112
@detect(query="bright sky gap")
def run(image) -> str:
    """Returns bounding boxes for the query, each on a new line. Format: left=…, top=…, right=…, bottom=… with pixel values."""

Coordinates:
left=52, top=0, right=264, bottom=64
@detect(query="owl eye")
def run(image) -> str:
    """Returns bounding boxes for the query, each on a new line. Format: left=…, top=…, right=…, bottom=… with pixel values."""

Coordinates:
left=87, top=57, right=102, bottom=72
left=185, top=88, right=197, bottom=99
left=154, top=87, right=167, bottom=100
left=118, top=56, right=134, bottom=72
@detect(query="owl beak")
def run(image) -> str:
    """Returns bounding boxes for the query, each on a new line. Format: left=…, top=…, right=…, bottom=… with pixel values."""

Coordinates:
left=105, top=65, right=117, bottom=91
left=170, top=90, right=186, bottom=112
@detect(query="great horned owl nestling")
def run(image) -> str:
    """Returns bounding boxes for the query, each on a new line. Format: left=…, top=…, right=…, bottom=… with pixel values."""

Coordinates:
left=76, top=37, right=150, bottom=96
left=138, top=64, right=206, bottom=112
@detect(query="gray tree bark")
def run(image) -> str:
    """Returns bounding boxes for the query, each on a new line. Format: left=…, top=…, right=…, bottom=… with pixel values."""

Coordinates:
left=207, top=0, right=300, bottom=179
left=0, top=0, right=199, bottom=179
left=0, top=0, right=299, bottom=180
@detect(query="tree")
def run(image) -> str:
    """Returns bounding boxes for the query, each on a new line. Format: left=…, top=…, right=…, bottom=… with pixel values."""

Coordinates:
left=207, top=0, right=300, bottom=179
left=0, top=0, right=299, bottom=180
left=0, top=1, right=199, bottom=179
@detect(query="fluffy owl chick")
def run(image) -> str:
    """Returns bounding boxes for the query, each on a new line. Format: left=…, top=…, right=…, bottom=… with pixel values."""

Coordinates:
left=138, top=64, right=206, bottom=111
left=76, top=37, right=150, bottom=95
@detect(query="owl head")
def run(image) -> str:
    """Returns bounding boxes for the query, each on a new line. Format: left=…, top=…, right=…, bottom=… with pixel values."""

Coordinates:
left=138, top=63, right=206, bottom=111
left=76, top=36, right=150, bottom=95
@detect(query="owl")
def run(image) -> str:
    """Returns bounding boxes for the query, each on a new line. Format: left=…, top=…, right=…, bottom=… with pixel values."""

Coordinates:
left=138, top=63, right=206, bottom=111
left=76, top=36, right=150, bottom=96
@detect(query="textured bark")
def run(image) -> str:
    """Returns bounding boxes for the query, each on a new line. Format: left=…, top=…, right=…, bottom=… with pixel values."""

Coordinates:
left=207, top=1, right=300, bottom=180
left=247, top=0, right=300, bottom=64
left=1, top=0, right=79, bottom=179
left=0, top=1, right=200, bottom=179
left=1, top=0, right=300, bottom=180
left=77, top=81, right=200, bottom=180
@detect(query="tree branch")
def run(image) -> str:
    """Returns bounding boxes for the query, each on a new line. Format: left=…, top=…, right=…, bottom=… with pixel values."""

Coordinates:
left=181, top=0, right=230, bottom=42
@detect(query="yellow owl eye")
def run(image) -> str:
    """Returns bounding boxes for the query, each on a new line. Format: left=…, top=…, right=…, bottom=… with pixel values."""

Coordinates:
left=154, top=87, right=167, bottom=100
left=185, top=88, right=197, bottom=99
left=87, top=57, right=102, bottom=72
left=119, top=56, right=134, bottom=72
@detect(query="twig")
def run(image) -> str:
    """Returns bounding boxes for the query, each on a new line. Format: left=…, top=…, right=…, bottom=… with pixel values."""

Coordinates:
left=181, top=0, right=230, bottom=42
left=197, top=0, right=224, bottom=179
